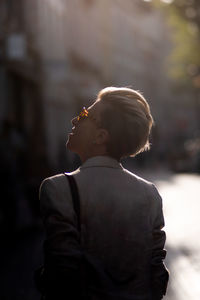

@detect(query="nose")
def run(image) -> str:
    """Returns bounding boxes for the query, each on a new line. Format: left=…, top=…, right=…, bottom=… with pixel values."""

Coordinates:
left=71, top=116, right=78, bottom=126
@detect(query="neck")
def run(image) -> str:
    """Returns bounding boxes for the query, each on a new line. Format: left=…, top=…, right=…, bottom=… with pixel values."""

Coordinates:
left=79, top=148, right=108, bottom=163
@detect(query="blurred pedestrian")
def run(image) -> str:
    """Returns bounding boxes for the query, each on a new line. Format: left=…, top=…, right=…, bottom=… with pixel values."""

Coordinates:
left=37, top=87, right=169, bottom=299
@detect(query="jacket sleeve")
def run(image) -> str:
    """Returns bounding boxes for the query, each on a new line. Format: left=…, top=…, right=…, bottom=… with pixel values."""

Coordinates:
left=151, top=185, right=169, bottom=299
left=39, top=176, right=82, bottom=298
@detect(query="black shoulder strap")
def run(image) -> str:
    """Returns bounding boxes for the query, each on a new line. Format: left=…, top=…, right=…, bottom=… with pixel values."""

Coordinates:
left=64, top=173, right=81, bottom=233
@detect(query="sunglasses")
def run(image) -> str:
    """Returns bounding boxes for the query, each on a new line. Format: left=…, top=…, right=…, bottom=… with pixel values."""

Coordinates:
left=76, top=107, right=101, bottom=127
left=77, top=107, right=89, bottom=121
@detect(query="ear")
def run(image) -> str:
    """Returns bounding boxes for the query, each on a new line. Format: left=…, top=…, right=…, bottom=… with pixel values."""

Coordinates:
left=95, top=128, right=109, bottom=145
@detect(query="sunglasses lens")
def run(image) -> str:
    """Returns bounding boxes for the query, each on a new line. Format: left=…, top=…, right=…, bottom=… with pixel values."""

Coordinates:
left=77, top=107, right=88, bottom=121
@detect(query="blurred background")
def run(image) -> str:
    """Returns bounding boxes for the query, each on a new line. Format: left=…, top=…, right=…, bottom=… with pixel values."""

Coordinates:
left=0, top=0, right=200, bottom=299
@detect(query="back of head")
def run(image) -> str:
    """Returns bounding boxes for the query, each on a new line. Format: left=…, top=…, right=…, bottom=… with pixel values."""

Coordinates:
left=97, top=87, right=154, bottom=160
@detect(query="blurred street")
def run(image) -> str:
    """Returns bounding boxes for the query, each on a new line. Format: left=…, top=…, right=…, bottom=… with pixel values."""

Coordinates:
left=0, top=168, right=200, bottom=300
left=138, top=169, right=200, bottom=300
left=161, top=173, right=200, bottom=300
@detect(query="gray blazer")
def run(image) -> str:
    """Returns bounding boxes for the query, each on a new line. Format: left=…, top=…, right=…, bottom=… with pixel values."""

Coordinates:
left=40, top=156, right=169, bottom=299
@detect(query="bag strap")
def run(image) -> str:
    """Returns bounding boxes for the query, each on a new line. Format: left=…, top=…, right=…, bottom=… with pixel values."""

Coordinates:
left=64, top=173, right=81, bottom=233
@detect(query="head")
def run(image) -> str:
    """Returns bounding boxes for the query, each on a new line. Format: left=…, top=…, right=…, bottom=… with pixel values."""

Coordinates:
left=66, top=87, right=153, bottom=162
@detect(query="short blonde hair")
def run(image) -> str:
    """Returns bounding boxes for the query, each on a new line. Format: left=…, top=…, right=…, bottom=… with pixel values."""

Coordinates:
left=97, top=87, right=154, bottom=159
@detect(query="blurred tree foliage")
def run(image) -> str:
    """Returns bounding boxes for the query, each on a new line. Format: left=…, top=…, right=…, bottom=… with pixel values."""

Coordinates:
left=153, top=0, right=200, bottom=90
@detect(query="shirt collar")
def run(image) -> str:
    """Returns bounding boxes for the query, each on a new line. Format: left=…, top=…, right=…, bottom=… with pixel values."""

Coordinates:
left=80, top=156, right=123, bottom=170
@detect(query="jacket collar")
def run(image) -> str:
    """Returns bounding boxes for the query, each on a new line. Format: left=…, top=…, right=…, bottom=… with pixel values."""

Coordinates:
left=80, top=156, right=123, bottom=170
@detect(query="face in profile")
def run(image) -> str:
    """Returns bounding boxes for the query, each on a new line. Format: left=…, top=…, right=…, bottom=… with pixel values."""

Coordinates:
left=66, top=101, right=103, bottom=161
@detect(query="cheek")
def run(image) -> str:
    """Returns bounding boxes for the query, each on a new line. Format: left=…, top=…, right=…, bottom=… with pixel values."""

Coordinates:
left=67, top=126, right=95, bottom=152
left=79, top=128, right=94, bottom=146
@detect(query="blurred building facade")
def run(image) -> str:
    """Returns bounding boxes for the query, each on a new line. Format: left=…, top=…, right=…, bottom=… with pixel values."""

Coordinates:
left=0, top=0, right=198, bottom=172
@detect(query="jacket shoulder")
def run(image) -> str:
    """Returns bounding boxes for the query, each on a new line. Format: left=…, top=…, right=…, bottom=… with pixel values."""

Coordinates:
left=122, top=167, right=154, bottom=187
left=122, top=168, right=161, bottom=202
left=40, top=168, right=80, bottom=186
left=39, top=173, right=76, bottom=218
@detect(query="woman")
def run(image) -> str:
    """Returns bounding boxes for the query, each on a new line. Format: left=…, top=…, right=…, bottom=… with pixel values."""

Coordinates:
left=39, top=87, right=169, bottom=300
